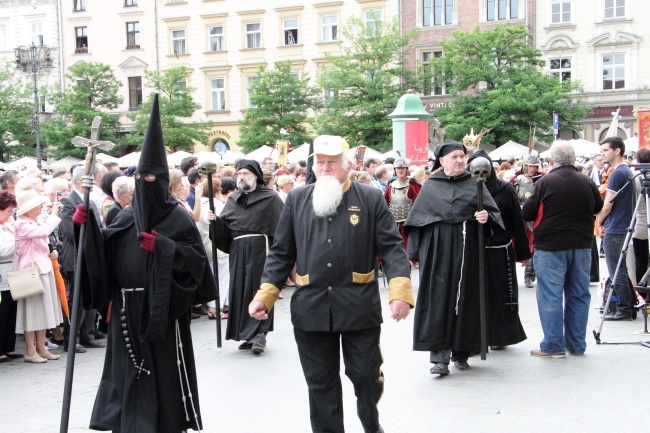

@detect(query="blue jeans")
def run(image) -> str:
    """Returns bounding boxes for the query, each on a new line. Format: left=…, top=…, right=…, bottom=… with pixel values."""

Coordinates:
left=534, top=249, right=592, bottom=354
left=603, top=233, right=634, bottom=315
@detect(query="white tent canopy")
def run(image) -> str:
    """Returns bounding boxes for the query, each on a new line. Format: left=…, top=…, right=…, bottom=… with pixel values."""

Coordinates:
left=488, top=141, right=530, bottom=160
left=349, top=146, right=383, bottom=161
left=245, top=145, right=276, bottom=163
left=5, top=156, right=44, bottom=171
left=167, top=150, right=193, bottom=167
left=287, top=143, right=310, bottom=164
left=624, top=137, right=639, bottom=155
left=221, top=150, right=245, bottom=165
left=96, top=153, right=119, bottom=164
left=540, top=139, right=601, bottom=159
left=48, top=155, right=82, bottom=169
left=117, top=152, right=140, bottom=168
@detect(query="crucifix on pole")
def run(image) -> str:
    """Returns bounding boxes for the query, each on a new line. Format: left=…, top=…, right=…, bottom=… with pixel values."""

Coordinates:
left=60, top=116, right=114, bottom=433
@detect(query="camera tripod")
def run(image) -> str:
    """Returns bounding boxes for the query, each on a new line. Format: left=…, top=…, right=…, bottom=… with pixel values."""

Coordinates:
left=593, top=165, right=650, bottom=348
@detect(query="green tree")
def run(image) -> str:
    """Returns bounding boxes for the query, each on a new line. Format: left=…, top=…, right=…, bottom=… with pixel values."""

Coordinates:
left=0, top=59, right=40, bottom=162
left=425, top=25, right=590, bottom=146
left=41, top=62, right=123, bottom=158
left=238, top=61, right=319, bottom=153
left=314, top=16, right=417, bottom=150
left=122, top=66, right=211, bottom=152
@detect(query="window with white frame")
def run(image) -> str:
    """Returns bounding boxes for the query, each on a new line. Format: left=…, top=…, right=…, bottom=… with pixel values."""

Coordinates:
left=173, top=80, right=187, bottom=95
left=321, top=14, right=338, bottom=42
left=210, top=78, right=226, bottom=110
left=0, top=24, right=7, bottom=52
left=550, top=0, right=571, bottom=24
left=321, top=70, right=337, bottom=104
left=422, top=51, right=448, bottom=95
left=602, top=53, right=625, bottom=90
left=128, top=76, right=142, bottom=111
left=365, top=9, right=382, bottom=37
left=171, top=29, right=186, bottom=54
left=125, top=0, right=138, bottom=6
left=30, top=21, right=43, bottom=45
left=74, top=0, right=86, bottom=12
left=126, top=22, right=140, bottom=48
left=283, top=18, right=298, bottom=46
left=486, top=0, right=519, bottom=21
left=208, top=26, right=224, bottom=51
left=75, top=26, right=88, bottom=49
left=246, top=75, right=259, bottom=108
left=604, top=0, right=625, bottom=19
left=245, top=22, right=261, bottom=49
left=422, top=0, right=454, bottom=27
left=549, top=57, right=572, bottom=82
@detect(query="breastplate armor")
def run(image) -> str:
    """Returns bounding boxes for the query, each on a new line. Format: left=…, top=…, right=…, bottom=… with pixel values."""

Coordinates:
left=390, top=182, right=412, bottom=222
left=514, top=175, right=535, bottom=206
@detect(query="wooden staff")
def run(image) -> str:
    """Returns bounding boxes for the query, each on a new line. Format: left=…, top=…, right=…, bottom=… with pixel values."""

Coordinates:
left=198, top=158, right=222, bottom=347
left=469, top=156, right=491, bottom=361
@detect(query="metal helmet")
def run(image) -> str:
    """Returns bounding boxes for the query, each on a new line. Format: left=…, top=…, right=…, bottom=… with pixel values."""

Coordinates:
left=524, top=153, right=540, bottom=167
left=393, top=158, right=409, bottom=168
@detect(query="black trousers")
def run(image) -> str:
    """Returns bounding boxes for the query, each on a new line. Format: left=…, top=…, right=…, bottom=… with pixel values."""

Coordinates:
left=0, top=290, right=17, bottom=354
left=633, top=238, right=649, bottom=284
left=294, top=326, right=384, bottom=433
left=62, top=271, right=96, bottom=343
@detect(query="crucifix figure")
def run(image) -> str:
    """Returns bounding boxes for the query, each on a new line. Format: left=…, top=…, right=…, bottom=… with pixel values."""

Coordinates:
left=71, top=116, right=115, bottom=180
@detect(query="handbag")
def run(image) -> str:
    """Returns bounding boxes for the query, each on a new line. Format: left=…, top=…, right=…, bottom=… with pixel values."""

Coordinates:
left=8, top=241, right=44, bottom=300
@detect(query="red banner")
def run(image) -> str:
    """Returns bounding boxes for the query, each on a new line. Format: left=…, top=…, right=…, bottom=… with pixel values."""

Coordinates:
left=639, top=110, right=650, bottom=150
left=405, top=121, right=429, bottom=165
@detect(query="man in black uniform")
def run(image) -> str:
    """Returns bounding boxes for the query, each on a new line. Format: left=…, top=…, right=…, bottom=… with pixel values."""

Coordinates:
left=249, top=135, right=413, bottom=433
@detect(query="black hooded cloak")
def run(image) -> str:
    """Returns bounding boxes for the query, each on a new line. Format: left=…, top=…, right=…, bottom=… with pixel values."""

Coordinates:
left=404, top=170, right=503, bottom=354
left=83, top=95, right=217, bottom=433
left=469, top=151, right=529, bottom=347
left=215, top=164, right=284, bottom=343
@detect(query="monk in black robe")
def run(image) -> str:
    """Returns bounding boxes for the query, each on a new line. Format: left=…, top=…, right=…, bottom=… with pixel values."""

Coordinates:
left=405, top=141, right=502, bottom=375
left=215, top=159, right=283, bottom=353
left=79, top=95, right=217, bottom=432
left=469, top=150, right=529, bottom=350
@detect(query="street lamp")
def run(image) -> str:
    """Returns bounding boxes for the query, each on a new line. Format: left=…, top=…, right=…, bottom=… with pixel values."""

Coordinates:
left=14, top=42, right=53, bottom=170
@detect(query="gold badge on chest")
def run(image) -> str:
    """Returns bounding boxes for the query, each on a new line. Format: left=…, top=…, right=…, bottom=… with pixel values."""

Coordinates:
left=350, top=213, right=359, bottom=226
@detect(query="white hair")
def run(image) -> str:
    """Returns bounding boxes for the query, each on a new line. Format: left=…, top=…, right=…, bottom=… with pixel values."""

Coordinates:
left=112, top=176, right=134, bottom=199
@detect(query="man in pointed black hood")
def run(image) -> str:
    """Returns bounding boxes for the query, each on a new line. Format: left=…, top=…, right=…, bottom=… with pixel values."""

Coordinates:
left=215, top=158, right=284, bottom=354
left=79, top=95, right=217, bottom=432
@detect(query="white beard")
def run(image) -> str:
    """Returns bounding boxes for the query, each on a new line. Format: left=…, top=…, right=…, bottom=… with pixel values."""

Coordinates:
left=312, top=175, right=344, bottom=218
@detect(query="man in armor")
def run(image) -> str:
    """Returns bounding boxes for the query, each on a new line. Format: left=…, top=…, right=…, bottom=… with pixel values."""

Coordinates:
left=384, top=158, right=421, bottom=249
left=513, top=154, right=542, bottom=288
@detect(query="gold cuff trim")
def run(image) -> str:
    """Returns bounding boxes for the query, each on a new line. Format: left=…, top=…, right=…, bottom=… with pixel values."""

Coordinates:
left=388, top=277, right=414, bottom=307
left=295, top=273, right=310, bottom=285
left=254, top=283, right=281, bottom=312
left=352, top=269, right=375, bottom=283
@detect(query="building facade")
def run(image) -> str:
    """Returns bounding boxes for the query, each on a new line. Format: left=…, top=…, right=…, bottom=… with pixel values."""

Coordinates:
left=0, top=0, right=63, bottom=116
left=402, top=0, right=535, bottom=114
left=535, top=0, right=650, bottom=142
left=156, top=0, right=398, bottom=151
left=402, top=0, right=650, bottom=144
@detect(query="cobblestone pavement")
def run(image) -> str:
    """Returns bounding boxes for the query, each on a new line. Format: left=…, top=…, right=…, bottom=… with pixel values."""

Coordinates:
left=0, top=259, right=647, bottom=433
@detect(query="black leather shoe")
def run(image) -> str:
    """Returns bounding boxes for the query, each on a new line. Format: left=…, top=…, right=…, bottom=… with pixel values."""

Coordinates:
left=64, top=344, right=87, bottom=353
left=604, top=312, right=633, bottom=321
left=94, top=331, right=106, bottom=340
left=81, top=339, right=106, bottom=348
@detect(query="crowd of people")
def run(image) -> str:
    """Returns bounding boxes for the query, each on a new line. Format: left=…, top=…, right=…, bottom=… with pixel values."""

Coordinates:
left=0, top=127, right=648, bottom=432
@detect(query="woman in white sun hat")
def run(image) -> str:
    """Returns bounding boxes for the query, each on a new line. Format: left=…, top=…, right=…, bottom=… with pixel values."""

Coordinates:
left=14, top=189, right=63, bottom=363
